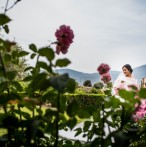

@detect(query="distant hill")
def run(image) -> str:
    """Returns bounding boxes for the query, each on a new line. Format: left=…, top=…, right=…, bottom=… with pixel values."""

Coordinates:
left=55, top=65, right=146, bottom=85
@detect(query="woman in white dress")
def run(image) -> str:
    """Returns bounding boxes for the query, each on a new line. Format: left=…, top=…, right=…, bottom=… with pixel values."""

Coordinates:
left=112, top=64, right=146, bottom=121
left=113, top=64, right=139, bottom=96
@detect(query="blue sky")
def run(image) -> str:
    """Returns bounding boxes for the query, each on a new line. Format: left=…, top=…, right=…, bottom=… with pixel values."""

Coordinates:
left=1, top=0, right=146, bottom=73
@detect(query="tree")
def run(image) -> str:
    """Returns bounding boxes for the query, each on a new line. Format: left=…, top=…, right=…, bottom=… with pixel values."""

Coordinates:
left=83, top=80, right=92, bottom=87
left=93, top=81, right=104, bottom=89
left=1, top=42, right=28, bottom=80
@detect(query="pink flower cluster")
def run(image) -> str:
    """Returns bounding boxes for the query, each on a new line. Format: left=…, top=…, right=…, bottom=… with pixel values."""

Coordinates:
left=133, top=99, right=146, bottom=122
left=101, top=73, right=111, bottom=84
left=55, top=25, right=74, bottom=55
left=97, top=63, right=111, bottom=83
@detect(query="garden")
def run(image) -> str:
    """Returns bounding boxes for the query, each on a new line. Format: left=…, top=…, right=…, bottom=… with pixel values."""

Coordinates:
left=0, top=1, right=146, bottom=147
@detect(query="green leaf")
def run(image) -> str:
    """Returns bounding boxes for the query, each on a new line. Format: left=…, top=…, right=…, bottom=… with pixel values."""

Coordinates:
left=41, top=90, right=57, bottom=103
left=49, top=73, right=69, bottom=92
left=37, top=61, right=52, bottom=72
left=29, top=44, right=37, bottom=52
left=105, top=96, right=121, bottom=109
left=0, top=82, right=8, bottom=93
left=139, top=88, right=146, bottom=98
left=39, top=79, right=50, bottom=91
left=12, top=59, right=19, bottom=65
left=6, top=71, right=17, bottom=80
left=77, top=110, right=90, bottom=118
left=0, top=93, right=9, bottom=104
left=24, top=66, right=34, bottom=72
left=67, top=99, right=79, bottom=117
left=3, top=25, right=9, bottom=34
left=18, top=51, right=29, bottom=57
left=74, top=128, right=82, bottom=137
left=119, top=89, right=135, bottom=100
left=74, top=140, right=82, bottom=146
left=83, top=121, right=91, bottom=132
left=30, top=53, right=36, bottom=59
left=59, top=95, right=67, bottom=112
left=65, top=78, right=76, bottom=93
left=0, top=14, right=11, bottom=25
left=0, top=76, right=6, bottom=82
left=9, top=92, right=21, bottom=100
left=11, top=81, right=23, bottom=92
left=30, top=73, right=48, bottom=91
left=45, top=109, right=57, bottom=117
left=4, top=53, right=11, bottom=62
left=38, top=47, right=55, bottom=61
left=13, top=109, right=30, bottom=119
left=36, top=108, right=43, bottom=115
left=66, top=118, right=77, bottom=130
left=83, top=105, right=97, bottom=115
left=93, top=110, right=101, bottom=122
left=55, top=58, right=71, bottom=67
left=12, top=50, right=18, bottom=59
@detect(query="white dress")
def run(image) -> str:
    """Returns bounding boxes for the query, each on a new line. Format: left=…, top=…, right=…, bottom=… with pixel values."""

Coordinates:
left=112, top=73, right=146, bottom=121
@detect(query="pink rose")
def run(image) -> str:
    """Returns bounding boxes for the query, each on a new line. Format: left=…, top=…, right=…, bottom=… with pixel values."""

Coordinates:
left=55, top=25, right=74, bottom=54
left=97, top=63, right=111, bottom=75
left=101, top=73, right=111, bottom=83
left=133, top=99, right=146, bottom=121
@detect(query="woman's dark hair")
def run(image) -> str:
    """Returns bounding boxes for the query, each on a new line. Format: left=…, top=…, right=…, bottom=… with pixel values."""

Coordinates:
left=122, top=64, right=133, bottom=73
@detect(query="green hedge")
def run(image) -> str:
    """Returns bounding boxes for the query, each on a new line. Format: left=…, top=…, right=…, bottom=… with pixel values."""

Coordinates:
left=65, top=93, right=106, bottom=108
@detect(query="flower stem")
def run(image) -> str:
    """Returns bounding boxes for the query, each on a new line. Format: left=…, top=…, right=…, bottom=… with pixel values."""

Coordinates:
left=54, top=92, right=60, bottom=147
left=101, top=101, right=105, bottom=147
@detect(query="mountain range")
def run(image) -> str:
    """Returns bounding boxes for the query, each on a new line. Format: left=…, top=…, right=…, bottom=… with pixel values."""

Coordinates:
left=55, top=65, right=146, bottom=85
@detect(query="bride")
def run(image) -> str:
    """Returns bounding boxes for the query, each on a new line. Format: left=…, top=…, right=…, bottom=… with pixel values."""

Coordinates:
left=112, top=64, right=146, bottom=121
left=112, top=64, right=139, bottom=95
